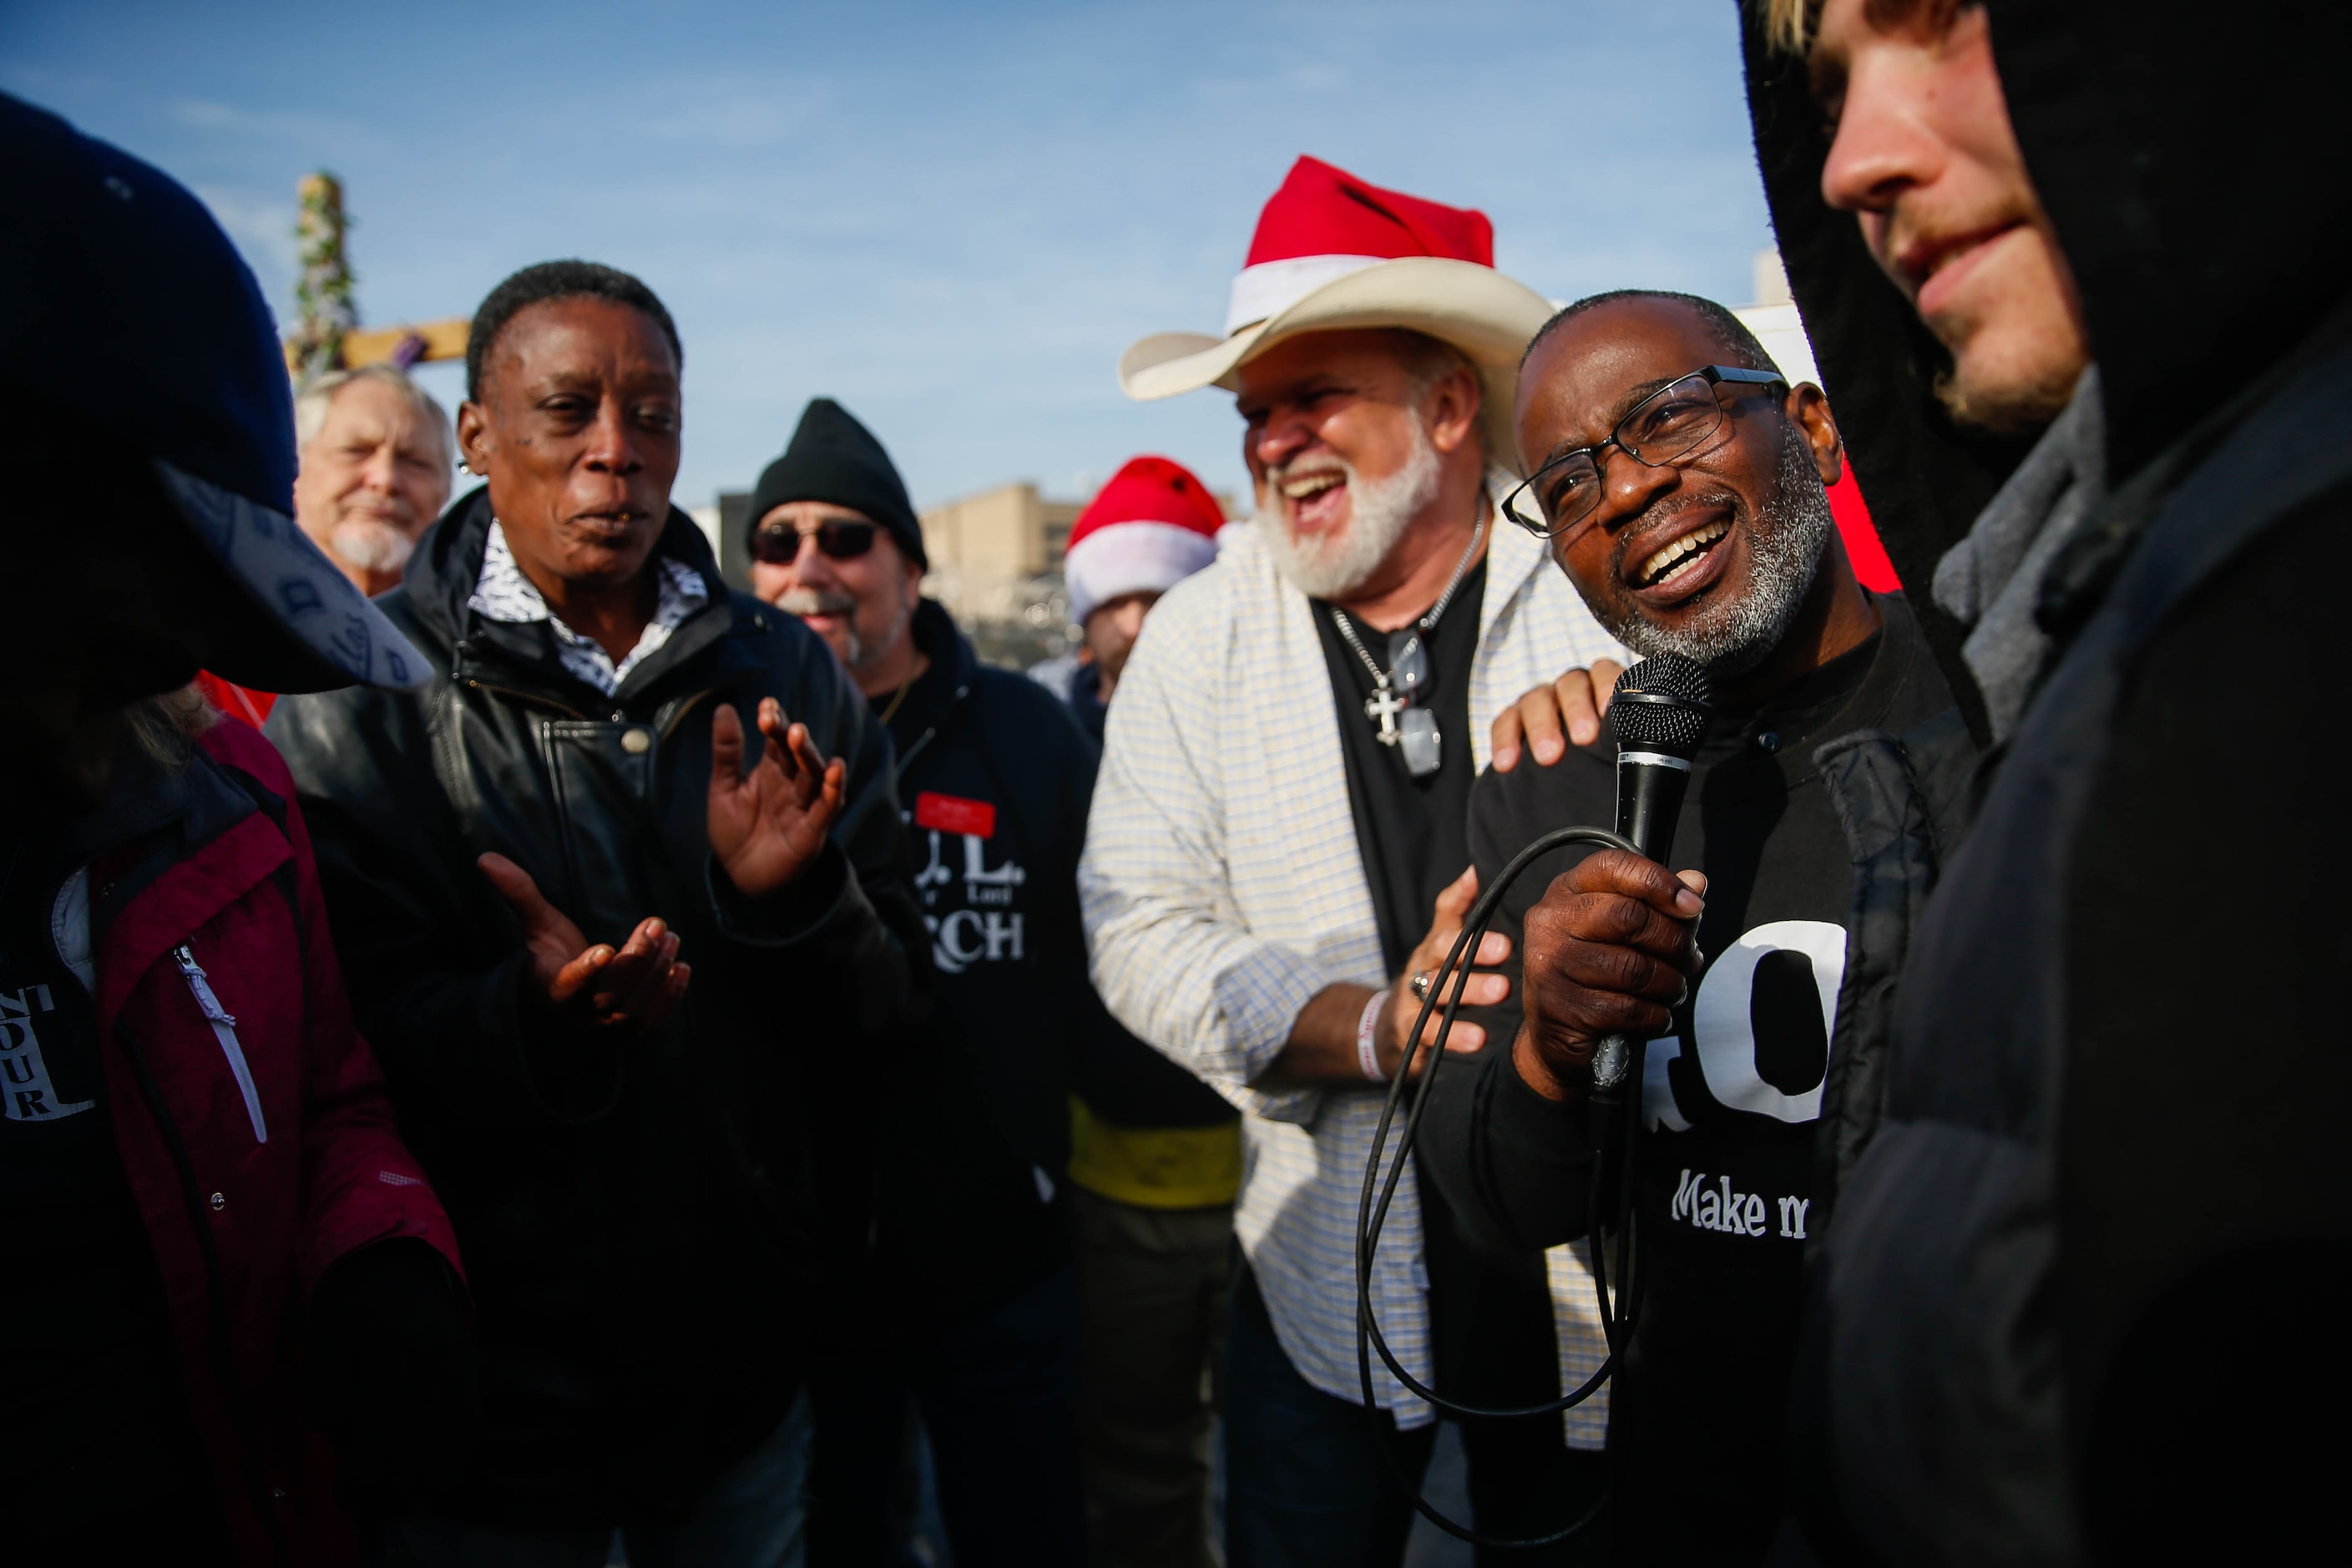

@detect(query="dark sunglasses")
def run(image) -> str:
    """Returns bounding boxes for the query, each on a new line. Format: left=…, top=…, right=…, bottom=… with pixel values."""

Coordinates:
left=747, top=518, right=878, bottom=565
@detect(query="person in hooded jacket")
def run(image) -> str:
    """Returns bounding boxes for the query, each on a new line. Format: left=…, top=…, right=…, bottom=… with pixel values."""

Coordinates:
left=747, top=397, right=1090, bottom=1565
left=1727, top=1, right=2352, bottom=1561
left=267, top=266, right=925, bottom=1562
left=0, top=94, right=468, bottom=1566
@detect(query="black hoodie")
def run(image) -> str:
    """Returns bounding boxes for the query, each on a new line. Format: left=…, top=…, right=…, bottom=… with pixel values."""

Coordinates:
left=867, top=599, right=1231, bottom=1314
left=1741, top=3, right=2352, bottom=1562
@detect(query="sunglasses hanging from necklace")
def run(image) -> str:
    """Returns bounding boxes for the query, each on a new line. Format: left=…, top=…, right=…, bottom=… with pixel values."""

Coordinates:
left=1330, top=512, right=1485, bottom=780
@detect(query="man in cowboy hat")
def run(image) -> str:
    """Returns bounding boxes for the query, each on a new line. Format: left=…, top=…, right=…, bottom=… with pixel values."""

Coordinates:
left=1080, top=155, right=1625, bottom=1565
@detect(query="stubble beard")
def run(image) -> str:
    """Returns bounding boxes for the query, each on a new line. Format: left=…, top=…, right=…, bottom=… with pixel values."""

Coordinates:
left=1915, top=226, right=2089, bottom=436
left=774, top=585, right=868, bottom=668
left=1604, top=428, right=1838, bottom=677
left=1257, top=417, right=1444, bottom=601
left=1931, top=356, right=2083, bottom=436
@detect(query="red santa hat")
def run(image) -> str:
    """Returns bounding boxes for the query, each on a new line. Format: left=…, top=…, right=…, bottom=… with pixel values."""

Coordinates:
left=1119, top=156, right=1552, bottom=458
left=1063, top=456, right=1226, bottom=625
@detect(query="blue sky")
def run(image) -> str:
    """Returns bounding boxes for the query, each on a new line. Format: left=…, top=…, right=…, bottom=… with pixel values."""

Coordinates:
left=3, top=0, right=1773, bottom=514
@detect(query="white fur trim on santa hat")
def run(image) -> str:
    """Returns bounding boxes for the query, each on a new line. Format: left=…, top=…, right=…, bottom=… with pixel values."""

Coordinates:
left=1065, top=520, right=1221, bottom=625
left=1224, top=254, right=1387, bottom=336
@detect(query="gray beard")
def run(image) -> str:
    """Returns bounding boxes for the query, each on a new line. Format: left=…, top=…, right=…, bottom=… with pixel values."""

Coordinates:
left=329, top=517, right=417, bottom=579
left=1257, top=421, right=1442, bottom=600
left=848, top=599, right=921, bottom=675
left=1605, top=430, right=1837, bottom=677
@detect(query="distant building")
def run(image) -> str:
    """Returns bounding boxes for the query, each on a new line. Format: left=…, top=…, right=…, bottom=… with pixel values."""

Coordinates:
left=918, top=481, right=1083, bottom=613
left=917, top=482, right=1085, bottom=668
left=1733, top=247, right=1823, bottom=389
left=711, top=491, right=761, bottom=592
left=687, top=503, right=725, bottom=564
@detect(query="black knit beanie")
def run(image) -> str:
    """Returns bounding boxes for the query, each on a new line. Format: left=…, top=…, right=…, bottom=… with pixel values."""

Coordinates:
left=746, top=397, right=925, bottom=568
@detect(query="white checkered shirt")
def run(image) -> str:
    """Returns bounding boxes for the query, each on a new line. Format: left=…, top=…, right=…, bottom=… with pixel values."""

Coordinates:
left=469, top=519, right=708, bottom=696
left=1080, top=488, right=1625, bottom=1442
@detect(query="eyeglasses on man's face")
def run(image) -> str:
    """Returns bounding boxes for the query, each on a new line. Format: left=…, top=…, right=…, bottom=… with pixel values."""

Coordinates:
left=1500, top=366, right=1788, bottom=545
left=747, top=517, right=879, bottom=567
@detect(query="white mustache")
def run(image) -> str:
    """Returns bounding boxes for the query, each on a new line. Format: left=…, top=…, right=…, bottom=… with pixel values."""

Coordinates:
left=774, top=587, right=857, bottom=617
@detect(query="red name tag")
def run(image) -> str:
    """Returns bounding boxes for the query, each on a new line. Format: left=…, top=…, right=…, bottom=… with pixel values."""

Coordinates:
left=914, top=792, right=996, bottom=839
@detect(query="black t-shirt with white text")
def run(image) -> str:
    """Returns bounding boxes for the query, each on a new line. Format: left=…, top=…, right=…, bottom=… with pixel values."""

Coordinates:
left=1436, top=595, right=1949, bottom=1564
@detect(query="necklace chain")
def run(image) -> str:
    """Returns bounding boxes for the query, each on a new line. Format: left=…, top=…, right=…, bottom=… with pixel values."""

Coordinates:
left=1331, top=510, right=1486, bottom=689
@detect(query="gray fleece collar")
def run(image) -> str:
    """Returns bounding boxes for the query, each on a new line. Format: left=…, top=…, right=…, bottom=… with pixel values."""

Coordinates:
left=1931, top=367, right=2107, bottom=741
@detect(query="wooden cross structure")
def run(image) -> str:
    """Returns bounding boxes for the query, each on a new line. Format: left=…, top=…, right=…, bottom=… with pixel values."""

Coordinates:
left=282, top=172, right=470, bottom=385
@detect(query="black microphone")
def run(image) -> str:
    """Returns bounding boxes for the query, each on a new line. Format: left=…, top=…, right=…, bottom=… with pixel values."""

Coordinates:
left=1588, top=654, right=1713, bottom=1102
left=1608, top=654, right=1714, bottom=862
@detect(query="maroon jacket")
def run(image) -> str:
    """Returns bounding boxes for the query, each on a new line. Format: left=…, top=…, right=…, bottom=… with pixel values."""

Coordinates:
left=94, top=717, right=462, bottom=1565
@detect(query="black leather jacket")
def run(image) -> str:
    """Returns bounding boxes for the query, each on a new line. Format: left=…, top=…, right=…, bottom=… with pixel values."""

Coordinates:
left=267, top=488, right=923, bottom=1523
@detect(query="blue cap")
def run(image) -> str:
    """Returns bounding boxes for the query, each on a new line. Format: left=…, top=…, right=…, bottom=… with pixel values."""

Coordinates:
left=0, top=92, right=424, bottom=692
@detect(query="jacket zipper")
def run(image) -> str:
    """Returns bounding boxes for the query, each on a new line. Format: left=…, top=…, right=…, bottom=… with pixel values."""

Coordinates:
left=461, top=677, right=591, bottom=720
left=897, top=680, right=972, bottom=772
left=660, top=686, right=723, bottom=741
left=118, top=1025, right=294, bottom=1568
left=172, top=943, right=266, bottom=1145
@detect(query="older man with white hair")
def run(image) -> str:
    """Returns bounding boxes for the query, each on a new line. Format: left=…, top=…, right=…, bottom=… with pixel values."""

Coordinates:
left=196, top=366, right=453, bottom=726
left=291, top=362, right=453, bottom=597
left=1081, top=156, right=1625, bottom=1565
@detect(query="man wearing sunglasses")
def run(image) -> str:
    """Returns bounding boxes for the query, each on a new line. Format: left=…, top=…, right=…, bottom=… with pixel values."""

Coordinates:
left=748, top=397, right=1093, bottom=1564
left=746, top=397, right=926, bottom=689
left=1414, top=288, right=1973, bottom=1564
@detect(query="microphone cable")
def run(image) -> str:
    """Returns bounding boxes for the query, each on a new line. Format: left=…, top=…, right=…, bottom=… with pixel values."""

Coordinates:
left=1353, top=822, right=1646, bottom=1550
left=1353, top=653, right=1712, bottom=1550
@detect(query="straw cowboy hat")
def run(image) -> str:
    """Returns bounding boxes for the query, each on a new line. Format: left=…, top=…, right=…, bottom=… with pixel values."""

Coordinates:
left=1118, top=155, right=1555, bottom=463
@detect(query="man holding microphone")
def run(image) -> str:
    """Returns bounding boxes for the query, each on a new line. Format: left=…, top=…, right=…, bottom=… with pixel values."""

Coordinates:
left=1417, top=287, right=1970, bottom=1563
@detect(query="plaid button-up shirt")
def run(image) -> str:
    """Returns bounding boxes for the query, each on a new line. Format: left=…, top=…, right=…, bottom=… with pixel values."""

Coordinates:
left=1080, top=493, right=1626, bottom=1441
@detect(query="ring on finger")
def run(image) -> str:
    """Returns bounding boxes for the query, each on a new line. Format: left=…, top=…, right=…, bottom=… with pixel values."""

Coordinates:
left=1409, top=970, right=1435, bottom=1003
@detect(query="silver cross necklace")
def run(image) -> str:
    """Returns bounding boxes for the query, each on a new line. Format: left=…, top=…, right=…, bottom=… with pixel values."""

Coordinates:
left=1330, top=510, right=1486, bottom=780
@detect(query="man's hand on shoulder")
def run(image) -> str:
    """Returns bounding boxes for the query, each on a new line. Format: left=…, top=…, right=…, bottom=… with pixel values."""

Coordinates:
left=708, top=696, right=847, bottom=898
left=1515, top=852, right=1704, bottom=1102
left=1490, top=659, right=1624, bottom=772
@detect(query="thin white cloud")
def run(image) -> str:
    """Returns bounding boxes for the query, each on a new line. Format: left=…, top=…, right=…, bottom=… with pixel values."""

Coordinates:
left=192, top=183, right=299, bottom=278
left=1, top=60, right=108, bottom=98
left=638, top=74, right=834, bottom=148
left=169, top=97, right=386, bottom=156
